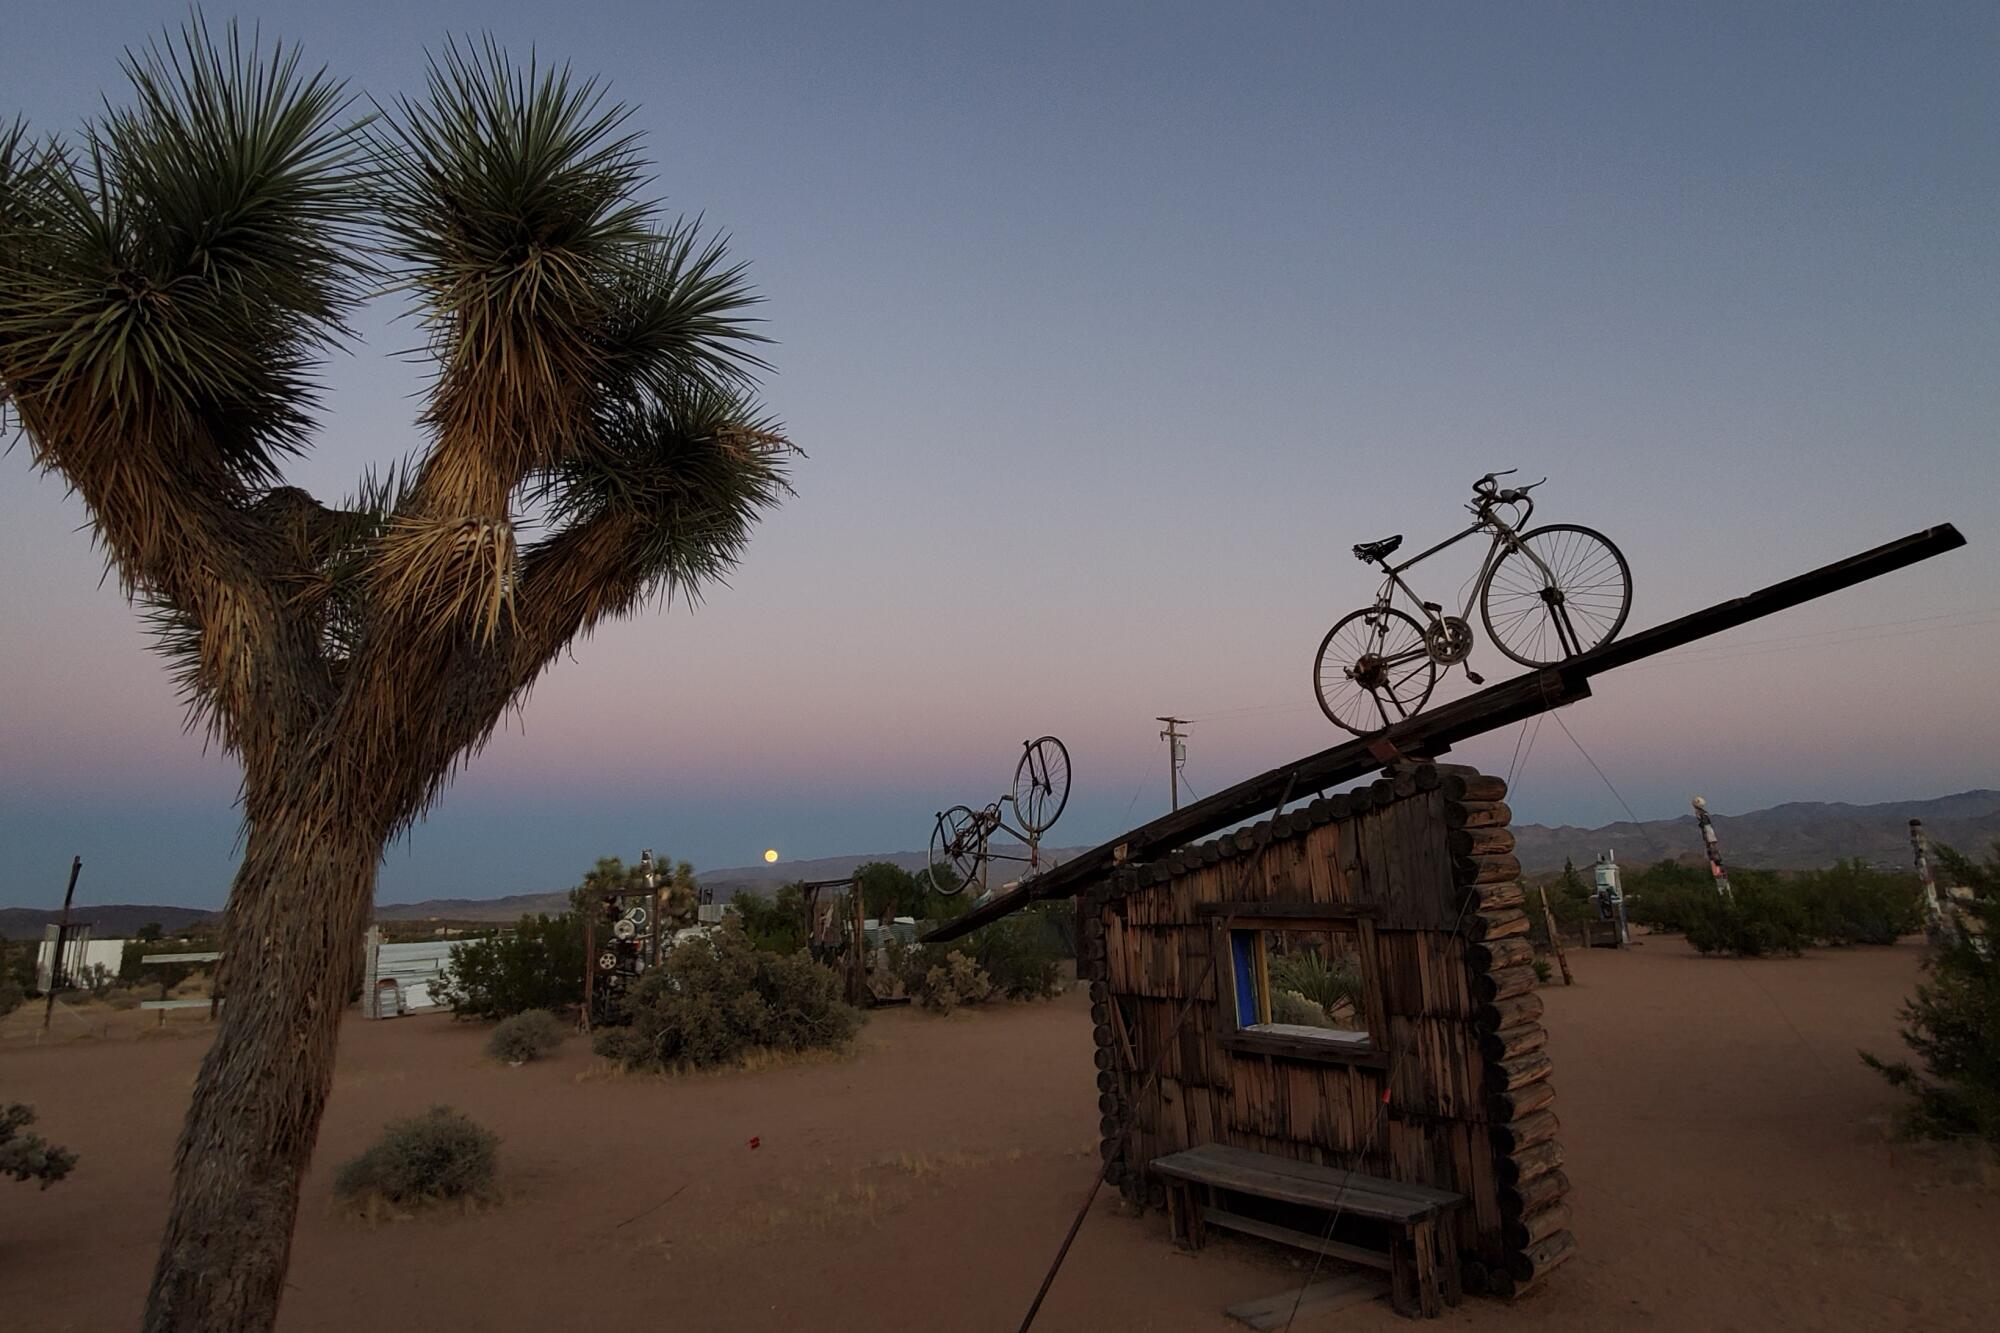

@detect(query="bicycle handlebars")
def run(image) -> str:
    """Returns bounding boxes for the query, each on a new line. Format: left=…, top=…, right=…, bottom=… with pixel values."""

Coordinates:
left=1470, top=471, right=1546, bottom=514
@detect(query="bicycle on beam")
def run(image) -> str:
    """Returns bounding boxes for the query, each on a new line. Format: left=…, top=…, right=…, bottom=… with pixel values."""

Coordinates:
left=929, top=736, right=1071, bottom=896
left=1314, top=470, right=1632, bottom=735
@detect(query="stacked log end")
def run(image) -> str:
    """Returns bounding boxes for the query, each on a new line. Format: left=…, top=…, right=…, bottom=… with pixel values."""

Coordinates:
left=1442, top=764, right=1576, bottom=1299
left=1081, top=877, right=1138, bottom=1202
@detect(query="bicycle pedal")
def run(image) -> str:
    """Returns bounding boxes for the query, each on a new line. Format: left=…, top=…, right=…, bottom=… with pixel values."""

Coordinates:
left=1464, top=669, right=1485, bottom=685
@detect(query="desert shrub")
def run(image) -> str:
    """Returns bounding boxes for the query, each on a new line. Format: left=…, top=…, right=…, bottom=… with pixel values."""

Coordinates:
left=592, top=924, right=859, bottom=1071
left=2, top=1103, right=77, bottom=1189
left=1862, top=844, right=2000, bottom=1145
left=1794, top=860, right=1923, bottom=945
left=98, top=986, right=147, bottom=1011
left=969, top=909, right=1064, bottom=1000
left=1532, top=959, right=1554, bottom=984
left=433, top=913, right=583, bottom=1019
left=1269, top=950, right=1363, bottom=1014
left=910, top=951, right=993, bottom=1014
left=1270, top=989, right=1330, bottom=1027
left=334, top=1106, right=498, bottom=1207
left=487, top=1010, right=567, bottom=1064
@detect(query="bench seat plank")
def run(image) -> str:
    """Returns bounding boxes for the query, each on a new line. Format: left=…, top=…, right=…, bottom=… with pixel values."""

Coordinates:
left=1151, top=1144, right=1461, bottom=1221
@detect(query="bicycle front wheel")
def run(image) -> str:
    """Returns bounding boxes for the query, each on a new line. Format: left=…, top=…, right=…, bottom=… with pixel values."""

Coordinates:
left=1313, top=606, right=1438, bottom=735
left=1011, top=736, right=1072, bottom=834
left=1481, top=524, right=1631, bottom=667
left=929, top=806, right=983, bottom=895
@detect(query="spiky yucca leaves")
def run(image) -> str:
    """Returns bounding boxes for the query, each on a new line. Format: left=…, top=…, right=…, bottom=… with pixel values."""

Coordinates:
left=3, top=22, right=365, bottom=486
left=3, top=22, right=790, bottom=1332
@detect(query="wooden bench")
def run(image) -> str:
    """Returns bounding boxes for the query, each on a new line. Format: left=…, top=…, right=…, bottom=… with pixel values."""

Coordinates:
left=1150, top=1144, right=1464, bottom=1318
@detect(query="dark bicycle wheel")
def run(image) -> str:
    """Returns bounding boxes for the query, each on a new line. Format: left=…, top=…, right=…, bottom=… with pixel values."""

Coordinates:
left=1481, top=524, right=1631, bottom=667
left=929, top=805, right=984, bottom=895
left=1011, top=735, right=1072, bottom=835
left=1313, top=606, right=1438, bottom=735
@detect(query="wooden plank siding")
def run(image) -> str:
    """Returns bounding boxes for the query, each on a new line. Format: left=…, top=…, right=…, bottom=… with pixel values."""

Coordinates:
left=1085, top=762, right=1574, bottom=1301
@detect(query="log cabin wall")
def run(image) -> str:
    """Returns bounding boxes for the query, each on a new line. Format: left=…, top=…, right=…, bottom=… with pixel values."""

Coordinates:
left=1077, top=762, right=1574, bottom=1298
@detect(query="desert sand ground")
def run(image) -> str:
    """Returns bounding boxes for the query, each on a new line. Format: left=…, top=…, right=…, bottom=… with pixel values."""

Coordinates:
left=4, top=936, right=1996, bottom=1331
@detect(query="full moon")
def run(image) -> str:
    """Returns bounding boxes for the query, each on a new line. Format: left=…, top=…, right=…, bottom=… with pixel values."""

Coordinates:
left=763, top=849, right=779, bottom=863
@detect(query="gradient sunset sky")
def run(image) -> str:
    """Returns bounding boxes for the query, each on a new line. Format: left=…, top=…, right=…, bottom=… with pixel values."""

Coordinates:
left=3, top=2, right=1995, bottom=910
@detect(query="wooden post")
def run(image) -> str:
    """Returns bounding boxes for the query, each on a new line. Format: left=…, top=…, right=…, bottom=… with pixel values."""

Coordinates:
left=41, top=856, right=82, bottom=1034
left=1536, top=885, right=1573, bottom=986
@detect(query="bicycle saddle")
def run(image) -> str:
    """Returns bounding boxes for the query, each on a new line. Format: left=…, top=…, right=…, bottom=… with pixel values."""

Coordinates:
left=1352, top=534, right=1403, bottom=564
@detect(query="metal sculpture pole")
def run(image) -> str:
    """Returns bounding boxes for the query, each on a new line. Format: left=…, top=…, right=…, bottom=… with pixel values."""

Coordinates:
left=1691, top=796, right=1733, bottom=900
left=642, top=847, right=662, bottom=969
left=1909, top=819, right=1945, bottom=941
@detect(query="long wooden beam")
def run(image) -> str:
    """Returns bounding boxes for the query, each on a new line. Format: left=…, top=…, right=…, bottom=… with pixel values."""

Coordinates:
left=924, top=522, right=1962, bottom=943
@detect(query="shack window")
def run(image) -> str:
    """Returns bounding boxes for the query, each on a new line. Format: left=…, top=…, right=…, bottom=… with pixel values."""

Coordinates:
left=1229, top=926, right=1370, bottom=1046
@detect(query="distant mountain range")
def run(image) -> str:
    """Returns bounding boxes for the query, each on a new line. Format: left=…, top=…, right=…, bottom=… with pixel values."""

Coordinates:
left=5, top=791, right=1993, bottom=937
left=1509, top=788, right=1998, bottom=875
left=0, top=903, right=217, bottom=943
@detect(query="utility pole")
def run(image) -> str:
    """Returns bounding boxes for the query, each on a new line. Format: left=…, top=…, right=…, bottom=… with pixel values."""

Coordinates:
left=41, top=856, right=82, bottom=1034
left=1157, top=717, right=1190, bottom=811
left=1691, top=796, right=1733, bottom=899
left=1910, top=819, right=1945, bottom=941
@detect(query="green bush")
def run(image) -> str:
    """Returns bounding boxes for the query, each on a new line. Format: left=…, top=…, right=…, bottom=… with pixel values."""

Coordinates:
left=334, top=1106, right=498, bottom=1207
left=592, top=924, right=860, bottom=1071
left=1682, top=878, right=1810, bottom=957
left=1862, top=871, right=2000, bottom=1143
left=2, top=1103, right=77, bottom=1189
left=1623, top=858, right=1723, bottom=933
left=969, top=908, right=1065, bottom=1000
left=732, top=885, right=810, bottom=953
left=487, top=1010, right=567, bottom=1064
left=433, top=913, right=584, bottom=1019
left=1793, top=859, right=1923, bottom=945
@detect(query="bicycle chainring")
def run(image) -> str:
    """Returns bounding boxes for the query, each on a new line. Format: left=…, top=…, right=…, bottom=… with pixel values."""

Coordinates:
left=1425, top=616, right=1475, bottom=665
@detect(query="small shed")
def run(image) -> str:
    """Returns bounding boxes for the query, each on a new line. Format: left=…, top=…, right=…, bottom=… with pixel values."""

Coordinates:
left=1079, top=762, right=1570, bottom=1300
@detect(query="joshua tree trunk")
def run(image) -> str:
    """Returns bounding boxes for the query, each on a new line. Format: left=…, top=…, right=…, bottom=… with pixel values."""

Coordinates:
left=5, top=28, right=793, bottom=1330
left=143, top=801, right=384, bottom=1333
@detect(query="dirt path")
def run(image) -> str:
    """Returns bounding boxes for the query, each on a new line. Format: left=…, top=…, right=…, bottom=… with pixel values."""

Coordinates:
left=3, top=937, right=1995, bottom=1330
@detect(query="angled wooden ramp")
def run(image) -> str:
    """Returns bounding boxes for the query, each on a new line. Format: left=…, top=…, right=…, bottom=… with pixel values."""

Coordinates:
left=926, top=522, right=1962, bottom=943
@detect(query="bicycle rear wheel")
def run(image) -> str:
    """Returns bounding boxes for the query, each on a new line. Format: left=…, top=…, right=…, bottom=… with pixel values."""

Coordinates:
left=1481, top=524, right=1631, bottom=667
left=1011, top=736, right=1072, bottom=834
left=929, top=806, right=983, bottom=895
left=1313, top=606, right=1438, bottom=735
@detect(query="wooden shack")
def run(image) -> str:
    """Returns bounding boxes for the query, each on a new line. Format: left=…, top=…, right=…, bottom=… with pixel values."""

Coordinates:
left=1078, top=761, right=1572, bottom=1302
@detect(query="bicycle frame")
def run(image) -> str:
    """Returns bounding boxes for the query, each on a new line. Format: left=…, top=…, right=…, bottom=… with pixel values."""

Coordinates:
left=1368, top=496, right=1543, bottom=629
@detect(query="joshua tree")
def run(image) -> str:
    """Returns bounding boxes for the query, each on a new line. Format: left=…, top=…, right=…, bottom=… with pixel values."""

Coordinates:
left=1, top=24, right=790, bottom=1331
